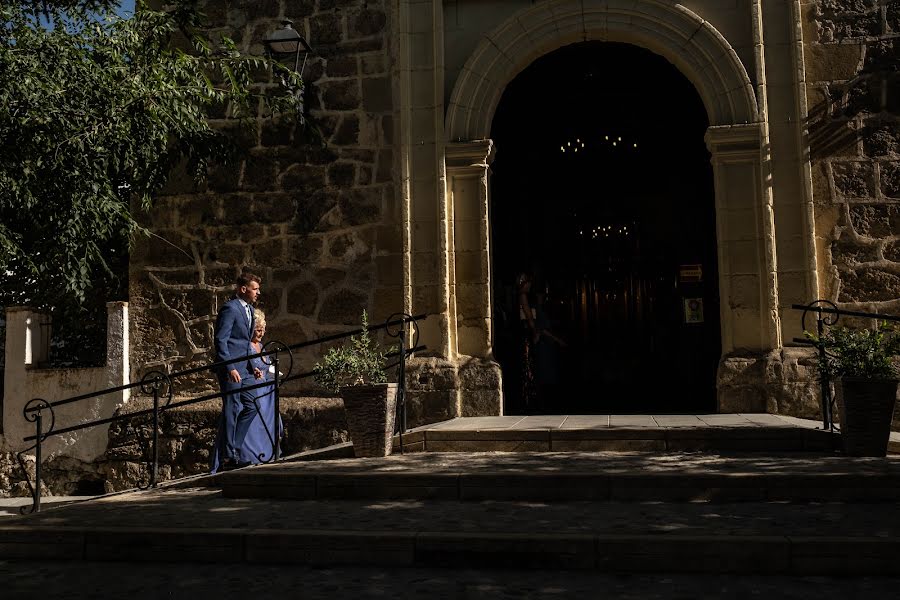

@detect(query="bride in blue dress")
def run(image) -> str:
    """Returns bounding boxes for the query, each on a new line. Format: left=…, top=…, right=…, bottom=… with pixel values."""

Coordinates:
left=211, top=309, right=283, bottom=472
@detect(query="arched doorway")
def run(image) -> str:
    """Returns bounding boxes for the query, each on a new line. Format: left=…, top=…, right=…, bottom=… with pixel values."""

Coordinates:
left=490, top=42, right=721, bottom=414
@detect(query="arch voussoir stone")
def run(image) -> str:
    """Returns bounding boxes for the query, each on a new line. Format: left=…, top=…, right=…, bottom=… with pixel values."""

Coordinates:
left=446, top=0, right=759, bottom=142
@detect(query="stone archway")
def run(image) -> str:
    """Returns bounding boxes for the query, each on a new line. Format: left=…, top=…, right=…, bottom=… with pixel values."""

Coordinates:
left=446, top=0, right=758, bottom=140
left=441, top=0, right=781, bottom=413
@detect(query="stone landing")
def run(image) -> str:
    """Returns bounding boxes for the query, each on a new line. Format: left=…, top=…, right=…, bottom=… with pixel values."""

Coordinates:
left=391, top=414, right=846, bottom=454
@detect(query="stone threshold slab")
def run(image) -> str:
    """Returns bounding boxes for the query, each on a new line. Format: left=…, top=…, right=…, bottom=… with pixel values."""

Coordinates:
left=1, top=525, right=898, bottom=575
left=392, top=427, right=838, bottom=453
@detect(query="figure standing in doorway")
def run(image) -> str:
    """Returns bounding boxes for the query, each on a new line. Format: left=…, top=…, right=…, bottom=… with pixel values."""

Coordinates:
left=532, top=289, right=567, bottom=413
left=516, top=272, right=538, bottom=410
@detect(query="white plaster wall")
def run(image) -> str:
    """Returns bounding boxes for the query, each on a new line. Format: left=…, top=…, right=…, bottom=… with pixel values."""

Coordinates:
left=3, top=303, right=130, bottom=462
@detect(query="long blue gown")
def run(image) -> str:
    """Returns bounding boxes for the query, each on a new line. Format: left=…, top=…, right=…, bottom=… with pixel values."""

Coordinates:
left=210, top=348, right=283, bottom=473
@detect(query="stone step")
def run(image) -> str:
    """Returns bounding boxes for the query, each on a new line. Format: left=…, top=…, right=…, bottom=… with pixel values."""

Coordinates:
left=390, top=415, right=844, bottom=454
left=215, top=452, right=900, bottom=503
left=3, top=486, right=900, bottom=575
left=0, top=496, right=99, bottom=517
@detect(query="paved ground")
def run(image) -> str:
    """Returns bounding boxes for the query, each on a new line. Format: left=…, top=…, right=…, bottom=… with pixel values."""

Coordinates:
left=243, top=450, right=900, bottom=476
left=2, top=421, right=898, bottom=588
left=2, top=561, right=899, bottom=599
left=0, top=496, right=100, bottom=517
left=4, top=484, right=897, bottom=537
left=6, top=452, right=900, bottom=534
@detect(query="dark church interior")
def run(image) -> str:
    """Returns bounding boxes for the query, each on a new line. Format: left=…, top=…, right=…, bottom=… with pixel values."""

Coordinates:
left=490, top=42, right=722, bottom=414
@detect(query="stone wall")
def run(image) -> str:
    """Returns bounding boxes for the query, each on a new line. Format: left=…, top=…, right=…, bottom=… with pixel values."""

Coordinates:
left=101, top=396, right=347, bottom=492
left=130, top=0, right=403, bottom=395
left=803, top=0, right=900, bottom=429
left=805, top=0, right=900, bottom=305
left=0, top=397, right=347, bottom=497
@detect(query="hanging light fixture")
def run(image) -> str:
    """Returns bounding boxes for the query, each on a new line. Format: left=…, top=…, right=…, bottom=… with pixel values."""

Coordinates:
left=263, top=20, right=313, bottom=77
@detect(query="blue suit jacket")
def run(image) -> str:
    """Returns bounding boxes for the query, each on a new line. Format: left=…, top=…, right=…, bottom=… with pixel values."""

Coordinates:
left=214, top=297, right=255, bottom=380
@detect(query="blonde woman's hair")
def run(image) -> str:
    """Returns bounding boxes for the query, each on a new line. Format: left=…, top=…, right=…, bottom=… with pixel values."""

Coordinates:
left=254, top=308, right=266, bottom=328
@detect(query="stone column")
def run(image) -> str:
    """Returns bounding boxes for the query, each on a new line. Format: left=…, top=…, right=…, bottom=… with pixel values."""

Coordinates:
left=706, top=124, right=781, bottom=354
left=397, top=0, right=462, bottom=425
left=105, top=302, right=130, bottom=405
left=446, top=140, right=503, bottom=416
left=397, top=0, right=450, bottom=358
left=446, top=139, right=493, bottom=357
left=706, top=124, right=783, bottom=412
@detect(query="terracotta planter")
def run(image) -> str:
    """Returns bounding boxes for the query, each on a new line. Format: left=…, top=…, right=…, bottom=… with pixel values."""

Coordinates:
left=836, top=377, right=898, bottom=457
left=340, top=383, right=398, bottom=457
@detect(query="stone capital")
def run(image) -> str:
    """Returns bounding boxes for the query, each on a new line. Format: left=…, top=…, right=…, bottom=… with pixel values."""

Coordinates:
left=445, top=139, right=494, bottom=170
left=705, top=123, right=764, bottom=159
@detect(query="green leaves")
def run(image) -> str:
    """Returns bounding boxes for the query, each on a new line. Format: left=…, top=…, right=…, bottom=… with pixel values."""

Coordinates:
left=0, top=1, right=306, bottom=310
left=806, top=321, right=900, bottom=381
left=314, top=311, right=390, bottom=394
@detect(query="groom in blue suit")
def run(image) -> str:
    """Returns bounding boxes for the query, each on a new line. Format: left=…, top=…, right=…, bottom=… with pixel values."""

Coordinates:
left=213, top=272, right=262, bottom=470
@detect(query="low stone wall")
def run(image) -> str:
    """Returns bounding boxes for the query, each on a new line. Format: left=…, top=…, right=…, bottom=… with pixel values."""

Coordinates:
left=719, top=348, right=822, bottom=419
left=720, top=347, right=900, bottom=433
left=0, top=397, right=348, bottom=497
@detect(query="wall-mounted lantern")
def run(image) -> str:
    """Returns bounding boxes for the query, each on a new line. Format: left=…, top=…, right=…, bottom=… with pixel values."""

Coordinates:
left=263, top=20, right=313, bottom=77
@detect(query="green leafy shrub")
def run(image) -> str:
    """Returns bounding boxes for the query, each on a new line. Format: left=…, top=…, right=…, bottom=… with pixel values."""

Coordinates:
left=314, top=311, right=389, bottom=393
left=806, top=321, right=900, bottom=381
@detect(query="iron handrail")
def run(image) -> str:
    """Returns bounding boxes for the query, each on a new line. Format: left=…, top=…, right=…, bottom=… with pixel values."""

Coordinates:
left=24, top=313, right=427, bottom=414
left=17, top=312, right=426, bottom=514
left=792, top=300, right=900, bottom=433
left=21, top=344, right=427, bottom=443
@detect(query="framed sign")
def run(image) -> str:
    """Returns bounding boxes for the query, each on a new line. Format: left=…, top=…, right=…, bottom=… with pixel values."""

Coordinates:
left=683, top=297, right=704, bottom=324
left=679, top=264, right=703, bottom=283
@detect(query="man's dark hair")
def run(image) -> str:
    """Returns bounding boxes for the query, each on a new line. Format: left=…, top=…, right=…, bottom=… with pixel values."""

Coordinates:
left=236, top=272, right=261, bottom=287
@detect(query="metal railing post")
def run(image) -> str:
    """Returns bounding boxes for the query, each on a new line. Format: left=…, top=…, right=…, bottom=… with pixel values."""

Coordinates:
left=816, top=312, right=833, bottom=431
left=18, top=398, right=53, bottom=515
left=151, top=379, right=160, bottom=487
left=273, top=352, right=281, bottom=462
left=397, top=324, right=407, bottom=454
left=34, top=411, right=43, bottom=513
left=385, top=313, right=420, bottom=455
left=399, top=325, right=407, bottom=432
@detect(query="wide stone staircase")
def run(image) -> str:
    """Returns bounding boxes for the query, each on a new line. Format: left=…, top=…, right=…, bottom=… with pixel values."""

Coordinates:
left=2, top=414, right=900, bottom=576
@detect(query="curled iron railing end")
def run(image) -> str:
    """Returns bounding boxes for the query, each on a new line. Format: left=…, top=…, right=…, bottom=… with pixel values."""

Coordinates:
left=22, top=398, right=54, bottom=431
left=384, top=312, right=420, bottom=350
left=139, top=370, right=174, bottom=408
left=262, top=340, right=293, bottom=387
left=801, top=299, right=839, bottom=334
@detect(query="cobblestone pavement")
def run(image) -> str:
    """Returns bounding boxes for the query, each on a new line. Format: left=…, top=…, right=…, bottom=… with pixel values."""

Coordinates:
left=2, top=561, right=899, bottom=599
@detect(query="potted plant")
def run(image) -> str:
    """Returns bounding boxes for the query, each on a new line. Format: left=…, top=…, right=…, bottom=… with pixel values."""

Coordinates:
left=315, top=311, right=397, bottom=457
left=807, top=321, right=900, bottom=457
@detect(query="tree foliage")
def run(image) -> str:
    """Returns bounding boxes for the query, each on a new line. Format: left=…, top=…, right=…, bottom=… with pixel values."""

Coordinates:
left=0, top=0, right=305, bottom=309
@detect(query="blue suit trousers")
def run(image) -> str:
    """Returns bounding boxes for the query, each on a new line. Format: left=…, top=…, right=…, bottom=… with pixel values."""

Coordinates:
left=216, top=373, right=260, bottom=463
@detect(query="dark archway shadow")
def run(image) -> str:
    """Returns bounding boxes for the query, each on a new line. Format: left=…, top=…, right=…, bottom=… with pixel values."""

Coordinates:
left=490, top=42, right=721, bottom=415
